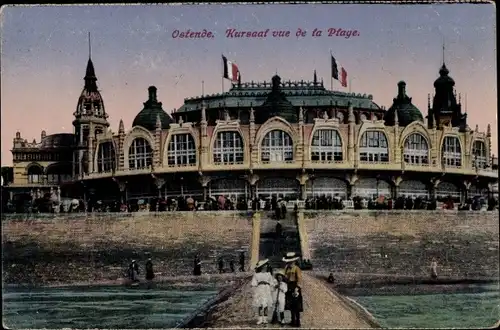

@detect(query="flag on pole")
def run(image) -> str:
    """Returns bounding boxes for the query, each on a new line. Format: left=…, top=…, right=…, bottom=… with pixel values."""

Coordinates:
left=222, top=55, right=240, bottom=82
left=331, top=55, right=348, bottom=88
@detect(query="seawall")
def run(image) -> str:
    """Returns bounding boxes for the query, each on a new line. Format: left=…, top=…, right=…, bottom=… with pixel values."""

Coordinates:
left=302, top=210, right=499, bottom=279
left=2, top=211, right=254, bottom=285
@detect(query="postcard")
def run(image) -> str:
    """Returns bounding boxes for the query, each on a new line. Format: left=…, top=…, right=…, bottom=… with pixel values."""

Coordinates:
left=1, top=2, right=498, bottom=329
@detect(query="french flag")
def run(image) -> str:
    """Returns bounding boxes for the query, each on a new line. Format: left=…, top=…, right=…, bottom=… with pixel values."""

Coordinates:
left=222, top=55, right=240, bottom=82
left=331, top=55, right=348, bottom=88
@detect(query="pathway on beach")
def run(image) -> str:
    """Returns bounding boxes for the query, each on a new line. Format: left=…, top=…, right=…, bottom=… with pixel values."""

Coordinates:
left=207, top=272, right=376, bottom=328
left=207, top=211, right=376, bottom=328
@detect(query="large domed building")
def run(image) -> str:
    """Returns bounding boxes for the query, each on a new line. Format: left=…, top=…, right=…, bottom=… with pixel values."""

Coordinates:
left=5, top=54, right=498, bottom=209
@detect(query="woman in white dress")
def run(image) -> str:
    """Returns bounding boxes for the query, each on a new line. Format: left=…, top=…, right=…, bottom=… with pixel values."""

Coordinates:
left=251, top=259, right=276, bottom=325
left=271, top=270, right=288, bottom=324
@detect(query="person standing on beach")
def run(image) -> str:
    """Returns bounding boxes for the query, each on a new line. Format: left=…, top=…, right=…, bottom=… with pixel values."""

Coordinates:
left=430, top=258, right=438, bottom=279
left=271, top=270, right=288, bottom=325
left=128, top=260, right=140, bottom=282
left=145, top=258, right=155, bottom=281
left=251, top=259, right=275, bottom=325
left=239, top=252, right=245, bottom=272
left=283, top=252, right=303, bottom=327
left=218, top=256, right=224, bottom=274
left=193, top=255, right=202, bottom=276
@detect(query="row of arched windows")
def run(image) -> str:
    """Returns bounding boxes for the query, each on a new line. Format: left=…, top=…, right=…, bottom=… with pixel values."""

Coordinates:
left=95, top=130, right=489, bottom=171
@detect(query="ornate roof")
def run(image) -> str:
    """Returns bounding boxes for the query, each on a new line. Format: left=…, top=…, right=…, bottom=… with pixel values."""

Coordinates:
left=434, top=63, right=455, bottom=88
left=258, top=75, right=296, bottom=123
left=176, top=75, right=381, bottom=115
left=384, top=81, right=423, bottom=126
left=132, top=86, right=173, bottom=131
left=40, top=133, right=75, bottom=149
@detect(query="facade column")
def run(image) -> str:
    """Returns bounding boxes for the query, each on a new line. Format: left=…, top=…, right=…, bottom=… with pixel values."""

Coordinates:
left=296, top=172, right=309, bottom=201
left=246, top=173, right=259, bottom=199
left=391, top=175, right=403, bottom=199
left=198, top=174, right=211, bottom=201
left=154, top=176, right=165, bottom=199
left=250, top=184, right=256, bottom=199
left=114, top=180, right=127, bottom=204
left=462, top=180, right=471, bottom=204
left=430, top=177, right=440, bottom=200
left=345, top=173, right=358, bottom=200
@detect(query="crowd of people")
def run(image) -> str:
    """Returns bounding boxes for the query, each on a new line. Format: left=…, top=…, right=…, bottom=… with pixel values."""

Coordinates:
left=304, top=194, right=499, bottom=211
left=3, top=189, right=498, bottom=214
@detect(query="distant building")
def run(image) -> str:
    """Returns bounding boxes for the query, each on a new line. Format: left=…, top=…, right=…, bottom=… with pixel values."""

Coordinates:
left=6, top=54, right=498, bottom=207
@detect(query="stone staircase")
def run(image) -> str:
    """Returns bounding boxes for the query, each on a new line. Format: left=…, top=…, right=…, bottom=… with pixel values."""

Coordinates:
left=258, top=210, right=302, bottom=269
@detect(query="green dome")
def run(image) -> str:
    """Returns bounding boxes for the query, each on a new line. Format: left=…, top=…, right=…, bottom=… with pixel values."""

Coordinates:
left=384, top=81, right=423, bottom=126
left=132, top=86, right=173, bottom=131
left=257, top=75, right=297, bottom=123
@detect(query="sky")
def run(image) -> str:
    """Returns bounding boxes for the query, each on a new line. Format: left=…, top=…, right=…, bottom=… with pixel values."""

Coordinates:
left=1, top=3, right=497, bottom=166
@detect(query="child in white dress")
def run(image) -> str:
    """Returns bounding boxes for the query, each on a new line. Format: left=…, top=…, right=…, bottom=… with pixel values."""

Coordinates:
left=251, top=259, right=276, bottom=325
left=271, top=271, right=288, bottom=324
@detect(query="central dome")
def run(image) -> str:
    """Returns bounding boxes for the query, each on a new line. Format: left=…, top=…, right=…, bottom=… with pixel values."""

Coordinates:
left=132, top=86, right=173, bottom=131
left=384, top=81, right=423, bottom=126
left=259, top=75, right=297, bottom=123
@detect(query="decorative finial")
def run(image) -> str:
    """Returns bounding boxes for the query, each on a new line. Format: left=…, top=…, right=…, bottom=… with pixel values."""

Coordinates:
left=178, top=116, right=184, bottom=125
left=313, top=70, right=317, bottom=84
left=299, top=107, right=304, bottom=122
left=250, top=107, right=255, bottom=122
left=475, top=124, right=479, bottom=132
left=487, top=124, right=491, bottom=137
left=394, top=109, right=399, bottom=125
left=119, top=119, right=124, bottom=133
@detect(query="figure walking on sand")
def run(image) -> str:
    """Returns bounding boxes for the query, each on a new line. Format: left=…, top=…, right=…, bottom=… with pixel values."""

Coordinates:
left=271, top=270, right=288, bottom=325
left=251, top=259, right=275, bottom=325
left=430, top=258, right=438, bottom=279
left=193, top=255, right=202, bottom=276
left=283, top=252, right=303, bottom=327
left=128, top=260, right=140, bottom=282
left=145, top=258, right=155, bottom=281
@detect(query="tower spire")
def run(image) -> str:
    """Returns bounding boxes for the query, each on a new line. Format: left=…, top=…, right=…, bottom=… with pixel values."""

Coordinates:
left=442, top=39, right=444, bottom=65
left=88, top=32, right=91, bottom=60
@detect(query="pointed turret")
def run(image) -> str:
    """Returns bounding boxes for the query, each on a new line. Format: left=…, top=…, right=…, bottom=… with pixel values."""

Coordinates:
left=313, top=70, right=318, bottom=85
left=119, top=119, right=124, bottom=133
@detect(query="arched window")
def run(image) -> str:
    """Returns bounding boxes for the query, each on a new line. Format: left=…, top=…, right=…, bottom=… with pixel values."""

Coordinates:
left=128, top=138, right=153, bottom=169
left=27, top=165, right=43, bottom=184
left=97, top=142, right=116, bottom=172
left=167, top=134, right=196, bottom=166
left=403, top=133, right=429, bottom=165
left=213, top=131, right=244, bottom=165
left=359, top=131, right=389, bottom=162
left=311, top=129, right=343, bottom=162
left=441, top=136, right=461, bottom=167
left=46, top=163, right=72, bottom=184
left=472, top=140, right=487, bottom=169
left=261, top=130, right=293, bottom=162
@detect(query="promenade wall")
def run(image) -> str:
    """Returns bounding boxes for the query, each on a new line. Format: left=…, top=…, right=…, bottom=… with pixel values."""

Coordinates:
left=2, top=211, right=254, bottom=285
left=302, top=210, right=499, bottom=278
